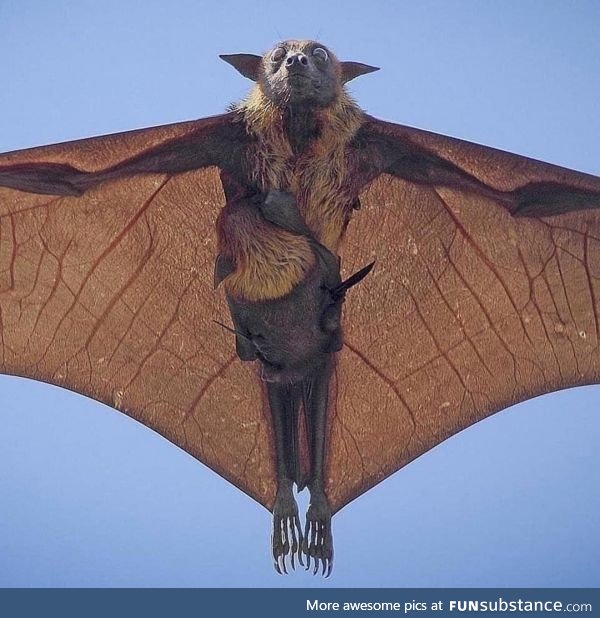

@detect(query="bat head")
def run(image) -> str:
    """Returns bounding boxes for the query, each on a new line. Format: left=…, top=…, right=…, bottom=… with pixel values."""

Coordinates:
left=220, top=40, right=379, bottom=108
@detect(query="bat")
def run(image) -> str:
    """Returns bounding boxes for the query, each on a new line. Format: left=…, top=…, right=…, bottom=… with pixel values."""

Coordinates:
left=1, top=40, right=599, bottom=577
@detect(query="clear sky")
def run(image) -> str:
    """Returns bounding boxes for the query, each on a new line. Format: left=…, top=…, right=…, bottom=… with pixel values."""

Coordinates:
left=0, top=0, right=599, bottom=587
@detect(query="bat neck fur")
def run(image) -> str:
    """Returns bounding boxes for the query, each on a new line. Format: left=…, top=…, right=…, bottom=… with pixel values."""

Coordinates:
left=234, top=85, right=365, bottom=251
left=238, top=84, right=363, bottom=143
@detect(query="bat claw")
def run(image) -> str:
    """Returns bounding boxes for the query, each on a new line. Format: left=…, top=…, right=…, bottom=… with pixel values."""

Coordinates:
left=301, top=492, right=334, bottom=577
left=271, top=490, right=303, bottom=574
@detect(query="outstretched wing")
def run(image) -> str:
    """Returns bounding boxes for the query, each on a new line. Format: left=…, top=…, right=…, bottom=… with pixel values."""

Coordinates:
left=2, top=114, right=599, bottom=516
left=327, top=119, right=600, bottom=512
left=0, top=118, right=277, bottom=509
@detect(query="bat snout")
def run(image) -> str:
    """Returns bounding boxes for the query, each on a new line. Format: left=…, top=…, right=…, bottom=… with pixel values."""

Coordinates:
left=285, top=52, right=309, bottom=70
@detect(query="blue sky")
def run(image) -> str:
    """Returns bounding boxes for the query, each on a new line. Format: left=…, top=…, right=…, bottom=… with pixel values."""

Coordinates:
left=0, top=1, right=599, bottom=587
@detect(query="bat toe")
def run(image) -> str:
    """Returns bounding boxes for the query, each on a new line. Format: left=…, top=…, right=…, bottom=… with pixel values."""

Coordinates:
left=302, top=492, right=334, bottom=577
left=271, top=491, right=303, bottom=574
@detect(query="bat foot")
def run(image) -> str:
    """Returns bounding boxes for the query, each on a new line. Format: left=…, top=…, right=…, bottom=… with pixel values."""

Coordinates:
left=302, top=490, right=333, bottom=577
left=271, top=489, right=303, bottom=574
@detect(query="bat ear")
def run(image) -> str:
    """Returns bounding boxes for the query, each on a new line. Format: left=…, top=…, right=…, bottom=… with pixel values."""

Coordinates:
left=340, top=61, right=380, bottom=83
left=219, top=54, right=262, bottom=81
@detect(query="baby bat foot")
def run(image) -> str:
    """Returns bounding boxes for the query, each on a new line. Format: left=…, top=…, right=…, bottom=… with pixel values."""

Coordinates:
left=272, top=488, right=303, bottom=574
left=258, top=189, right=313, bottom=237
left=303, top=489, right=333, bottom=577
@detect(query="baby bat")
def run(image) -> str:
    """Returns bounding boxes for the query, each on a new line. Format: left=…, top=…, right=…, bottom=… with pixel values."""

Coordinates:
left=0, top=40, right=599, bottom=576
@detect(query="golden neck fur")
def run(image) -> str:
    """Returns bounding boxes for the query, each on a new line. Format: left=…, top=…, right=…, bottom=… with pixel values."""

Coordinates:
left=236, top=85, right=364, bottom=252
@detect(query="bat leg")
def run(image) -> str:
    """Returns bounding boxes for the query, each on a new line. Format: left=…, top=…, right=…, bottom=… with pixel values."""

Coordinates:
left=267, top=380, right=304, bottom=573
left=302, top=357, right=334, bottom=577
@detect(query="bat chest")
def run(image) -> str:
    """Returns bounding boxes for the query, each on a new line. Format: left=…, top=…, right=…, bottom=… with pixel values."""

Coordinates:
left=249, top=136, right=358, bottom=253
left=217, top=110, right=364, bottom=302
left=247, top=119, right=356, bottom=252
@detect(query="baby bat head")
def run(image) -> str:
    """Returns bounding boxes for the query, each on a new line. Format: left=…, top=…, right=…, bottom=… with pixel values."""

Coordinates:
left=220, top=40, right=378, bottom=108
left=244, top=294, right=343, bottom=385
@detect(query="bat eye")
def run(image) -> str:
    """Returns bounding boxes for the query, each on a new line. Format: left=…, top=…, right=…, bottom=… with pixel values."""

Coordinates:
left=313, top=47, right=328, bottom=62
left=271, top=47, right=286, bottom=63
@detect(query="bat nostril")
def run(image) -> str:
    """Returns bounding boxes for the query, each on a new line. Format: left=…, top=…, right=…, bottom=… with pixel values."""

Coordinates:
left=286, top=53, right=308, bottom=68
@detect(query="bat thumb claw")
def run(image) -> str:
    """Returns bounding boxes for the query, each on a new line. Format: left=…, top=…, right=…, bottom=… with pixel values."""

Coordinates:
left=332, top=261, right=375, bottom=300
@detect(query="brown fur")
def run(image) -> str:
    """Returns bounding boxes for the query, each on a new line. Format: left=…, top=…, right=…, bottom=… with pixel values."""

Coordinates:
left=239, top=86, right=364, bottom=251
left=217, top=200, right=315, bottom=302
left=220, top=45, right=365, bottom=302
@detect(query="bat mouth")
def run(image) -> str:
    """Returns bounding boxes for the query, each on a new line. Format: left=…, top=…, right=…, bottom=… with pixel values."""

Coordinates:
left=287, top=74, right=311, bottom=85
left=284, top=75, right=322, bottom=101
